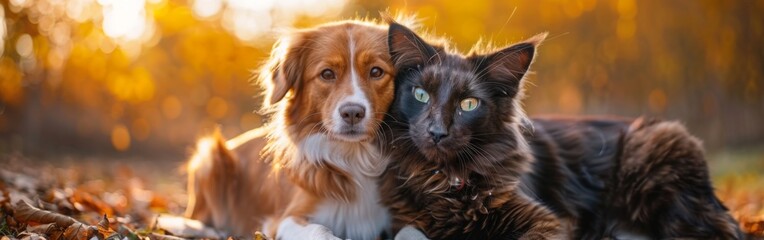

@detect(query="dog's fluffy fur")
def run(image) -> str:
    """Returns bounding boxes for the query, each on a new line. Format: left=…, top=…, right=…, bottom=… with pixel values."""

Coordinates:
left=185, top=19, right=397, bottom=239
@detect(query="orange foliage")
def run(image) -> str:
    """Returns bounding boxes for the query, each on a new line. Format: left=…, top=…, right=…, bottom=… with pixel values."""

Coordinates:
left=0, top=0, right=761, bottom=155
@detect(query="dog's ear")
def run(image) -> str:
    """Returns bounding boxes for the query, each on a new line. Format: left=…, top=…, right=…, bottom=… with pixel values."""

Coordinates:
left=388, top=22, right=438, bottom=70
left=470, top=33, right=547, bottom=98
left=262, top=32, right=313, bottom=106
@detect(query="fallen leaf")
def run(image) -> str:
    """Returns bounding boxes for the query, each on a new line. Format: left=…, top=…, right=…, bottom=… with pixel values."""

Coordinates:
left=253, top=231, right=269, bottom=240
left=18, top=232, right=46, bottom=240
left=72, top=191, right=114, bottom=216
left=95, top=215, right=116, bottom=239
left=13, top=201, right=100, bottom=240
left=62, top=222, right=99, bottom=240
left=14, top=201, right=76, bottom=227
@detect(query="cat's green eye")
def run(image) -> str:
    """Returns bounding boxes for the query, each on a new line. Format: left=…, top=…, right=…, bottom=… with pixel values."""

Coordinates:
left=460, top=98, right=479, bottom=111
left=413, top=87, right=430, bottom=103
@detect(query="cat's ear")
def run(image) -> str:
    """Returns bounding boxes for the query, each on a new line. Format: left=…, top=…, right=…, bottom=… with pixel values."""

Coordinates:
left=388, top=22, right=438, bottom=70
left=471, top=33, right=547, bottom=98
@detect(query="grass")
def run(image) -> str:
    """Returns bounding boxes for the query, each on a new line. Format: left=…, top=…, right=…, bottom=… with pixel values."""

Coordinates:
left=0, top=215, right=17, bottom=237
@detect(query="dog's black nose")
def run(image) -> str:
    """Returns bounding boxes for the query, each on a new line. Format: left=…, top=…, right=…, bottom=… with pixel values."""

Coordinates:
left=339, top=104, right=366, bottom=125
left=428, top=125, right=448, bottom=143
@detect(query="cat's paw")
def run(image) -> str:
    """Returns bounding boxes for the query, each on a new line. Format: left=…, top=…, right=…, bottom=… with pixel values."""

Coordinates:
left=394, top=225, right=429, bottom=240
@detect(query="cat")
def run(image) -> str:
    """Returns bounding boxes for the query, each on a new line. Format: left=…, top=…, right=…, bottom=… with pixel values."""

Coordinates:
left=378, top=21, right=742, bottom=240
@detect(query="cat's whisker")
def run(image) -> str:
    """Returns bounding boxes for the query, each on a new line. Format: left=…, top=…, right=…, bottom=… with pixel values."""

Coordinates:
left=464, top=143, right=498, bottom=182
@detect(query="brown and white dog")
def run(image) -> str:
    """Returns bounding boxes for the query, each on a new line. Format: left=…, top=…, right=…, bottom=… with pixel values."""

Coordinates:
left=185, top=19, right=398, bottom=239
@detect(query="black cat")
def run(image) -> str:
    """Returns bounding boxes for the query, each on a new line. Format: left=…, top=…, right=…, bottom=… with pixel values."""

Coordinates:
left=378, top=22, right=742, bottom=240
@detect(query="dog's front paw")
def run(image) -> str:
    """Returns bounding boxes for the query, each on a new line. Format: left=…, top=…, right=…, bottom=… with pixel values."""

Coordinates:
left=276, top=217, right=342, bottom=240
left=303, top=224, right=342, bottom=240
left=394, top=225, right=429, bottom=240
left=278, top=224, right=341, bottom=240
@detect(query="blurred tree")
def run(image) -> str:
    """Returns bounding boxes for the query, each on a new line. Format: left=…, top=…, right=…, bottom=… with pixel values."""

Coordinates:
left=0, top=0, right=354, bottom=155
left=0, top=0, right=762, bottom=157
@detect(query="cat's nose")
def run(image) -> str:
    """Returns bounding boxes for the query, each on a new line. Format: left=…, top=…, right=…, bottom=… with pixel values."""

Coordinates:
left=339, top=103, right=366, bottom=125
left=428, top=125, right=448, bottom=143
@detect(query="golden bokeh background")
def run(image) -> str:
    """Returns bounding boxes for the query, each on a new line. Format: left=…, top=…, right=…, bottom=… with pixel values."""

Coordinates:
left=1, top=0, right=762, bottom=157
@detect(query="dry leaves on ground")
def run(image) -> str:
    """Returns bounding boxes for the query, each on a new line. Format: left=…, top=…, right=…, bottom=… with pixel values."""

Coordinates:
left=0, top=157, right=268, bottom=240
left=0, top=155, right=761, bottom=239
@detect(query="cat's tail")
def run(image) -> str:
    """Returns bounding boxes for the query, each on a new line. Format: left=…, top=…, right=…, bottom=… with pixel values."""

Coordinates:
left=610, top=117, right=743, bottom=239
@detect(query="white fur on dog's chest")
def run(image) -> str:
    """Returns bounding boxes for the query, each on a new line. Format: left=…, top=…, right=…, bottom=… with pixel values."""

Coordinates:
left=299, top=134, right=391, bottom=240
left=311, top=174, right=390, bottom=240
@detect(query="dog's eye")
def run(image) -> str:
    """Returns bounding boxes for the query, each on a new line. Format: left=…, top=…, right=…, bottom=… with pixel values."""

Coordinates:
left=320, top=69, right=336, bottom=80
left=370, top=67, right=384, bottom=79
left=413, top=87, right=430, bottom=103
left=460, top=98, right=479, bottom=111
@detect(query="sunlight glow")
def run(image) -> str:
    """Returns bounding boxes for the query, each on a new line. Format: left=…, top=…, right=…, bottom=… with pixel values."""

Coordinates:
left=99, top=0, right=147, bottom=40
left=192, top=0, right=223, bottom=18
left=66, top=0, right=98, bottom=23
left=191, top=0, right=348, bottom=42
left=9, top=0, right=31, bottom=9
left=222, top=0, right=273, bottom=42
left=188, top=137, right=215, bottom=175
left=15, top=34, right=34, bottom=58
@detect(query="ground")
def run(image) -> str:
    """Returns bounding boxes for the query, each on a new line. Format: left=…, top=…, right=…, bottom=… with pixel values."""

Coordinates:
left=0, top=147, right=762, bottom=239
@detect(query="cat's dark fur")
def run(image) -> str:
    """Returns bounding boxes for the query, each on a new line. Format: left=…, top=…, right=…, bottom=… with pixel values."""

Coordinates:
left=379, top=22, right=742, bottom=239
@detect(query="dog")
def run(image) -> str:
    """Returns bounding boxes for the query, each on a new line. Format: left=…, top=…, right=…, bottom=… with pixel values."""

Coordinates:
left=185, top=19, right=399, bottom=239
